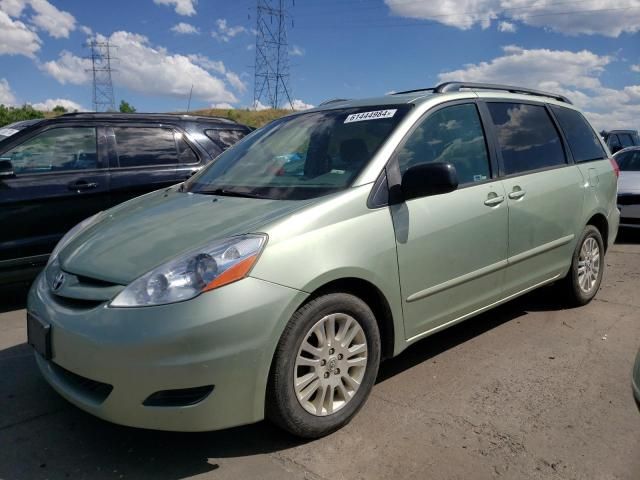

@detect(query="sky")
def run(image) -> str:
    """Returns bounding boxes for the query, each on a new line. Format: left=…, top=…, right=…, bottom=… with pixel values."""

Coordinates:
left=0, top=0, right=639, bottom=130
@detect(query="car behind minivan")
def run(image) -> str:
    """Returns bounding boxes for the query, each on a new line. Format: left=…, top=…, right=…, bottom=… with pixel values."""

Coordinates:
left=0, top=113, right=250, bottom=284
left=27, top=83, right=619, bottom=438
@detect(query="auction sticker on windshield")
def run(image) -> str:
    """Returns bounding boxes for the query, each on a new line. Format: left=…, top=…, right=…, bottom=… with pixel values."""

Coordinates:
left=344, top=109, right=397, bottom=123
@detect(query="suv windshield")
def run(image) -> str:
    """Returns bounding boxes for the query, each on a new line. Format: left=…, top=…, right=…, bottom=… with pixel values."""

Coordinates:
left=187, top=105, right=411, bottom=200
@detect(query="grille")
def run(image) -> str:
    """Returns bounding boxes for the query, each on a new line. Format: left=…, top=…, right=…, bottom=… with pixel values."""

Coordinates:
left=51, top=362, right=113, bottom=404
left=143, top=385, right=214, bottom=407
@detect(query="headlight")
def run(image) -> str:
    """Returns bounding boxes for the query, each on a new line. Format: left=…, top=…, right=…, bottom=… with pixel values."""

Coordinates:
left=47, top=212, right=104, bottom=266
left=110, top=234, right=267, bottom=307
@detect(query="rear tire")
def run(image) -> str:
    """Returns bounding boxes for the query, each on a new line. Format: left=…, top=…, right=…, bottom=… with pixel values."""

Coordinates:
left=266, top=293, right=381, bottom=438
left=561, top=225, right=604, bottom=306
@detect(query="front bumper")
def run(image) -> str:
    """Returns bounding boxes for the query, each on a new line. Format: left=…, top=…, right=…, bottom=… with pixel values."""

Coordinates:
left=27, top=273, right=307, bottom=431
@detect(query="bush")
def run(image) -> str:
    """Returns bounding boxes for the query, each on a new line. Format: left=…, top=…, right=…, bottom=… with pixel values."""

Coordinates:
left=0, top=104, right=45, bottom=127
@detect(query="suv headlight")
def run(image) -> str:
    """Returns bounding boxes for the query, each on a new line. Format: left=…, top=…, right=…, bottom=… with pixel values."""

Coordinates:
left=110, top=234, right=267, bottom=307
left=47, top=212, right=104, bottom=266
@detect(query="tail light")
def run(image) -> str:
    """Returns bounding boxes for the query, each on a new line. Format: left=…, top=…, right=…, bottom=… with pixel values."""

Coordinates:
left=609, top=158, right=620, bottom=178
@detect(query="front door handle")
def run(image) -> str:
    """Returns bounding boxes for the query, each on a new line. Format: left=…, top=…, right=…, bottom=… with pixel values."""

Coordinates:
left=484, top=194, right=505, bottom=207
left=508, top=187, right=526, bottom=200
left=68, top=180, right=98, bottom=192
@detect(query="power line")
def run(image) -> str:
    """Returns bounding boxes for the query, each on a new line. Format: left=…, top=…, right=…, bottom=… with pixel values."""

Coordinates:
left=253, top=0, right=294, bottom=109
left=85, top=40, right=116, bottom=112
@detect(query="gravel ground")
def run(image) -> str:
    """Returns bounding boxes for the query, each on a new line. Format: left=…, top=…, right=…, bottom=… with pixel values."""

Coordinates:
left=0, top=232, right=639, bottom=480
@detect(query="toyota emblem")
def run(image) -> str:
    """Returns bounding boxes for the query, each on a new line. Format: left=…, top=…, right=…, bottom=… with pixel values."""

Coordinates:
left=52, top=272, right=65, bottom=291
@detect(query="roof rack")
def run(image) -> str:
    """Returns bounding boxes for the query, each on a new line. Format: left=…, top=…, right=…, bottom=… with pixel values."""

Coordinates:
left=391, top=88, right=436, bottom=96
left=392, top=82, right=571, bottom=104
left=318, top=98, right=350, bottom=106
left=58, top=112, right=239, bottom=124
left=436, top=82, right=572, bottom=104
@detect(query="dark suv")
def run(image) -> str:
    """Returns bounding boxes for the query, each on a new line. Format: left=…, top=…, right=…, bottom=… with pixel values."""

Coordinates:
left=601, top=129, right=640, bottom=154
left=0, top=113, right=251, bottom=284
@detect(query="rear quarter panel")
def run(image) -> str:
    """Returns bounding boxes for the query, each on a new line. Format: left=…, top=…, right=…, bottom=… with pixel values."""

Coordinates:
left=576, top=159, right=618, bottom=247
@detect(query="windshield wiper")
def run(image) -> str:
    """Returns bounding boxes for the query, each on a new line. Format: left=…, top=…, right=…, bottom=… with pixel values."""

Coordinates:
left=197, top=187, right=266, bottom=199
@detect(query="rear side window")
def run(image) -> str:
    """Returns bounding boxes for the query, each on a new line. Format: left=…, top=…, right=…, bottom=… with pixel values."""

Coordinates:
left=397, top=103, right=491, bottom=185
left=175, top=132, right=198, bottom=164
left=619, top=133, right=634, bottom=148
left=632, top=132, right=640, bottom=145
left=113, top=127, right=177, bottom=167
left=617, top=150, right=640, bottom=171
left=487, top=103, right=565, bottom=175
left=205, top=129, right=247, bottom=151
left=550, top=106, right=605, bottom=162
left=608, top=134, right=622, bottom=151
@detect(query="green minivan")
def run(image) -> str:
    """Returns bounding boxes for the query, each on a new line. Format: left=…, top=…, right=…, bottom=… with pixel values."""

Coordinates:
left=27, top=83, right=619, bottom=438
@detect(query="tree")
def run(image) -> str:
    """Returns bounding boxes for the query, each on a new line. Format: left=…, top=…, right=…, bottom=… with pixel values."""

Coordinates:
left=119, top=100, right=136, bottom=113
left=0, top=104, right=44, bottom=127
left=52, top=105, right=67, bottom=114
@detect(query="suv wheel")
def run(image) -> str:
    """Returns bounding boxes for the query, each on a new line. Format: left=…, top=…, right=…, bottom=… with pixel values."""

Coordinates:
left=562, top=225, right=605, bottom=306
left=266, top=293, right=381, bottom=438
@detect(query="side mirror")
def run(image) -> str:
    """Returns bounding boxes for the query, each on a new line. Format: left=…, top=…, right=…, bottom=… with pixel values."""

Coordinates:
left=401, top=162, right=458, bottom=201
left=0, top=159, right=14, bottom=178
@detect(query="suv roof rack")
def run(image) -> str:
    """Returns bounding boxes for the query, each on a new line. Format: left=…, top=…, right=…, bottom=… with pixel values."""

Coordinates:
left=392, top=82, right=572, bottom=104
left=318, top=98, right=350, bottom=106
left=58, top=112, right=239, bottom=124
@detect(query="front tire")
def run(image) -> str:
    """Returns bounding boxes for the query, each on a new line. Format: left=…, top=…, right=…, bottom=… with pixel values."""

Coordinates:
left=266, top=293, right=381, bottom=438
left=562, top=225, right=605, bottom=306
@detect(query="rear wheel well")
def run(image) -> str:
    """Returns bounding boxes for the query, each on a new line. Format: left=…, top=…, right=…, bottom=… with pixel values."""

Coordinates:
left=587, top=213, right=608, bottom=251
left=306, top=278, right=395, bottom=359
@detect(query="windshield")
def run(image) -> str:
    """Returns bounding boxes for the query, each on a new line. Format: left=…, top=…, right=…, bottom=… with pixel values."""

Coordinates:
left=187, top=105, right=411, bottom=200
left=617, top=150, right=640, bottom=171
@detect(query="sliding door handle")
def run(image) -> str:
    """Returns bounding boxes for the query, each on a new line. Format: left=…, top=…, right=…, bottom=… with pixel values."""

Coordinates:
left=508, top=189, right=526, bottom=200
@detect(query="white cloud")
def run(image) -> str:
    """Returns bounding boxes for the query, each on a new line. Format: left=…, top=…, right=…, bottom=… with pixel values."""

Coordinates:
left=438, top=46, right=640, bottom=131
left=0, top=10, right=41, bottom=57
left=40, top=50, right=91, bottom=85
left=632, top=64, right=640, bottom=72
left=498, top=21, right=516, bottom=33
left=385, top=0, right=640, bottom=37
left=251, top=99, right=270, bottom=111
left=187, top=53, right=226, bottom=74
left=30, top=97, right=84, bottom=111
left=171, top=22, right=199, bottom=34
left=211, top=102, right=234, bottom=109
left=43, top=31, right=239, bottom=104
left=291, top=45, right=305, bottom=56
left=153, top=0, right=196, bottom=16
left=224, top=71, right=247, bottom=93
left=212, top=18, right=247, bottom=42
left=0, top=0, right=75, bottom=38
left=291, top=99, right=314, bottom=110
left=28, top=0, right=75, bottom=38
left=80, top=25, right=92, bottom=35
left=0, top=78, right=16, bottom=105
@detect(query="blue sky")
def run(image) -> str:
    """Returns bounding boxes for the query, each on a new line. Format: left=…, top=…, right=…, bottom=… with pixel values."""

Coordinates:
left=0, top=0, right=639, bottom=129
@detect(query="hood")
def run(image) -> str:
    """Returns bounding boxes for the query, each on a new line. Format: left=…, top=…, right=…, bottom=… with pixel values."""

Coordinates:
left=618, top=171, right=640, bottom=194
left=60, top=189, right=314, bottom=284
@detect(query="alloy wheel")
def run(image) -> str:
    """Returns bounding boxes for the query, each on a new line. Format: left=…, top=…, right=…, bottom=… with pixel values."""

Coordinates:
left=293, top=313, right=368, bottom=416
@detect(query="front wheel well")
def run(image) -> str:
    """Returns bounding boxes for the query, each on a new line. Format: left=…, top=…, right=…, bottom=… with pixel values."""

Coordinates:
left=586, top=213, right=609, bottom=251
left=306, top=278, right=395, bottom=360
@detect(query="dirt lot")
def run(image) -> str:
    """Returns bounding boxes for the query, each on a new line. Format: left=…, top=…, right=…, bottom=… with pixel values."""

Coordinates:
left=1, top=233, right=639, bottom=480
